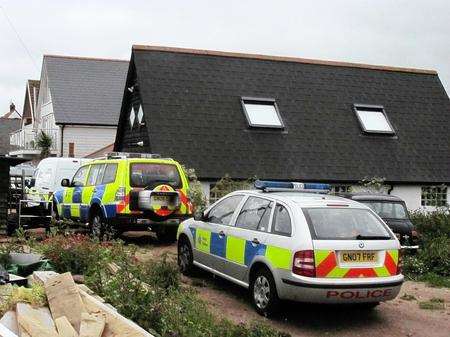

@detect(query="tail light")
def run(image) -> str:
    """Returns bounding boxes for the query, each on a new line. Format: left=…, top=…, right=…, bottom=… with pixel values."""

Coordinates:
left=293, top=250, right=315, bottom=277
left=115, top=187, right=126, bottom=202
left=396, top=249, right=402, bottom=275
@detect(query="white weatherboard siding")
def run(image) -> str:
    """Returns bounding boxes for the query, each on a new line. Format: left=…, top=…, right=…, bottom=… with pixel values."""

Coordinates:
left=62, top=126, right=116, bottom=158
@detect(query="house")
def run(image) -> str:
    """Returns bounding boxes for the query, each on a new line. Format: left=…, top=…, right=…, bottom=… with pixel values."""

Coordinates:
left=2, top=103, right=22, bottom=119
left=0, top=116, right=21, bottom=155
left=114, top=45, right=450, bottom=211
left=10, top=55, right=129, bottom=158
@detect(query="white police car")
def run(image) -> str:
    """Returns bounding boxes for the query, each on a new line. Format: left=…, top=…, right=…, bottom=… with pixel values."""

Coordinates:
left=177, top=181, right=403, bottom=315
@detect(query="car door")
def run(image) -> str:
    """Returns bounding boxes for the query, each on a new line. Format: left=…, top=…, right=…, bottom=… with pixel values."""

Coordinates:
left=62, top=165, right=89, bottom=219
left=192, top=194, right=244, bottom=274
left=80, top=163, right=106, bottom=222
left=224, top=196, right=273, bottom=281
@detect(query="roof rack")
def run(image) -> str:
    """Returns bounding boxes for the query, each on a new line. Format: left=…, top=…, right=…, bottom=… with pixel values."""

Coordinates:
left=101, top=152, right=172, bottom=160
left=254, top=180, right=331, bottom=194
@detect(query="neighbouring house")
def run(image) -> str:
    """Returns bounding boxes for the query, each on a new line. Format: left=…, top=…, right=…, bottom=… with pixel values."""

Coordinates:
left=114, top=45, right=450, bottom=211
left=2, top=103, right=22, bottom=119
left=10, top=55, right=129, bottom=159
left=84, top=143, right=114, bottom=159
left=0, top=115, right=21, bottom=155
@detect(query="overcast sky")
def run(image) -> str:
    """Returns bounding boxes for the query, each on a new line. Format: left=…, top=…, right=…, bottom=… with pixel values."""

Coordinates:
left=1, top=0, right=449, bottom=115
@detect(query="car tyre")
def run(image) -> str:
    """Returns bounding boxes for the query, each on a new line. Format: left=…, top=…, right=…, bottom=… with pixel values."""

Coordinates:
left=178, top=236, right=194, bottom=275
left=90, top=211, right=105, bottom=241
left=250, top=267, right=280, bottom=317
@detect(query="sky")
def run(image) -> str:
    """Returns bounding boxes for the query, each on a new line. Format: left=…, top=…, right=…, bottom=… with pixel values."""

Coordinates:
left=1, top=0, right=449, bottom=115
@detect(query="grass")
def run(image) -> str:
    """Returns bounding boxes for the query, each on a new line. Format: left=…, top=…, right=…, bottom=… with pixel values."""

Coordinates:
left=400, top=293, right=416, bottom=301
left=418, top=298, right=446, bottom=310
left=407, top=272, right=450, bottom=288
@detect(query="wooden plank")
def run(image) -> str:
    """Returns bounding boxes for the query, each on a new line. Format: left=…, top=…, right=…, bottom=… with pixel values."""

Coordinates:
left=45, top=273, right=87, bottom=332
left=0, top=323, right=18, bottom=337
left=79, top=289, right=154, bottom=337
left=0, top=311, right=18, bottom=335
left=79, top=313, right=104, bottom=337
left=55, top=317, right=79, bottom=337
left=16, top=304, right=58, bottom=337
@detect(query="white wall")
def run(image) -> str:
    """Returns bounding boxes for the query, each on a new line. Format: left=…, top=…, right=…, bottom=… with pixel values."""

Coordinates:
left=62, top=126, right=116, bottom=158
left=390, top=185, right=422, bottom=211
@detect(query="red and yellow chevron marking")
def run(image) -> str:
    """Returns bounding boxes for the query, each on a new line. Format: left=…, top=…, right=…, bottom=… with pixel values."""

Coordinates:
left=315, top=250, right=399, bottom=278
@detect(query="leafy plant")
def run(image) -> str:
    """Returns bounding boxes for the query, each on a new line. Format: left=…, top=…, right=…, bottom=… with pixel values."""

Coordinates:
left=182, top=165, right=208, bottom=213
left=36, top=131, right=53, bottom=159
left=359, top=176, right=387, bottom=193
left=210, top=174, right=256, bottom=202
left=418, top=298, right=445, bottom=310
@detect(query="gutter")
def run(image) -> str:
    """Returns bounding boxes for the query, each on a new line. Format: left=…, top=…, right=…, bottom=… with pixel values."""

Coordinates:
left=59, top=125, right=64, bottom=157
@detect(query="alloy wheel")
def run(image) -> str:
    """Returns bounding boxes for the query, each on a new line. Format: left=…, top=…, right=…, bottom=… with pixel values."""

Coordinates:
left=253, top=275, right=271, bottom=310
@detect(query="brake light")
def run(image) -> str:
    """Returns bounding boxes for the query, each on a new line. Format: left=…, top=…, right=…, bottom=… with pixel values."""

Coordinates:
left=397, top=249, right=402, bottom=275
left=293, top=250, right=316, bottom=277
left=115, top=187, right=126, bottom=202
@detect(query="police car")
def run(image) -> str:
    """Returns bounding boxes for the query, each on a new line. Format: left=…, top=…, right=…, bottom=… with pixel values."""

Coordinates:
left=177, top=180, right=403, bottom=315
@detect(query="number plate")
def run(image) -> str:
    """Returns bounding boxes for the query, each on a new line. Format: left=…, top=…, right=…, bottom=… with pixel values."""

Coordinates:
left=340, top=251, right=377, bottom=263
left=152, top=195, right=169, bottom=202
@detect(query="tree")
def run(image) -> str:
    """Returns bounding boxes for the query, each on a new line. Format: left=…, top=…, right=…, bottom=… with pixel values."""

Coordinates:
left=36, top=131, right=52, bottom=159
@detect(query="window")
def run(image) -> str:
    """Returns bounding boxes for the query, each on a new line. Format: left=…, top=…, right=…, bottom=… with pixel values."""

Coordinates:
left=332, top=185, right=352, bottom=193
left=207, top=195, right=243, bottom=226
left=241, top=98, right=284, bottom=128
left=102, top=164, right=118, bottom=184
left=272, top=204, right=292, bottom=236
left=421, top=186, right=447, bottom=207
left=353, top=104, right=394, bottom=134
left=72, top=166, right=88, bottom=187
left=130, top=163, right=181, bottom=188
left=86, top=164, right=105, bottom=186
left=303, top=208, right=391, bottom=240
left=235, top=197, right=273, bottom=231
left=363, top=202, right=408, bottom=220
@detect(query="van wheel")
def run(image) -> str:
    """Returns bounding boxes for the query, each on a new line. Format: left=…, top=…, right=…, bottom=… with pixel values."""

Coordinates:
left=90, top=211, right=105, bottom=241
left=178, top=236, right=194, bottom=275
left=250, top=267, right=280, bottom=317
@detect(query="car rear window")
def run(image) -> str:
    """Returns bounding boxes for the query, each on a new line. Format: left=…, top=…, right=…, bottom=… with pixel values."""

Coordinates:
left=302, top=207, right=392, bottom=240
left=362, top=202, right=408, bottom=220
left=130, top=163, right=181, bottom=188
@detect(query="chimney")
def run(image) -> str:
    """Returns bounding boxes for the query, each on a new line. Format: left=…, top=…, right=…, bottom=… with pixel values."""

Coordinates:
left=9, top=102, right=15, bottom=114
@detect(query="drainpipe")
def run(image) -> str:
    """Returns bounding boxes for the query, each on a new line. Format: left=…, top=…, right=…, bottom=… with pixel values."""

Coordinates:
left=59, top=125, right=65, bottom=157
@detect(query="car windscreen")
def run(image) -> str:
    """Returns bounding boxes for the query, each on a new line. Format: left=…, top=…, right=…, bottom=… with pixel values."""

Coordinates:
left=130, top=163, right=181, bottom=189
left=302, top=207, right=392, bottom=240
left=362, top=202, right=408, bottom=220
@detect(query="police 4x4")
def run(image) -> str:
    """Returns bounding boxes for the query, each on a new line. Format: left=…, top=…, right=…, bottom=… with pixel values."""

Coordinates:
left=177, top=181, right=403, bottom=315
left=53, top=152, right=192, bottom=241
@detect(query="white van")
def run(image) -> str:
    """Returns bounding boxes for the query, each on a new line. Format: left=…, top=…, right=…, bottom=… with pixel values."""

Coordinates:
left=27, top=157, right=91, bottom=201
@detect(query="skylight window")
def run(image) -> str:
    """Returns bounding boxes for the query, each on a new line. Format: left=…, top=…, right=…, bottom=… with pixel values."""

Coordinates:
left=241, top=98, right=284, bottom=128
left=353, top=104, right=395, bottom=134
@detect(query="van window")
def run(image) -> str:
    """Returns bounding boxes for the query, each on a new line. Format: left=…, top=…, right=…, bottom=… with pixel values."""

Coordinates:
left=102, top=164, right=118, bottom=184
left=72, top=166, right=89, bottom=187
left=235, top=197, right=273, bottom=231
left=303, top=208, right=392, bottom=240
left=130, top=163, right=181, bottom=188
left=86, top=164, right=105, bottom=186
left=272, top=204, right=292, bottom=236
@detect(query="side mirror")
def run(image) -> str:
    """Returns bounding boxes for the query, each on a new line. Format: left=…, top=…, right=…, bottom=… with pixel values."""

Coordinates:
left=194, top=210, right=206, bottom=221
left=61, top=178, right=70, bottom=187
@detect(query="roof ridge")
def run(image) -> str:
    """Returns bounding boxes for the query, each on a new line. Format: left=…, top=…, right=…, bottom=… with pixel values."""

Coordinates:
left=132, top=45, right=437, bottom=75
left=44, top=54, right=129, bottom=63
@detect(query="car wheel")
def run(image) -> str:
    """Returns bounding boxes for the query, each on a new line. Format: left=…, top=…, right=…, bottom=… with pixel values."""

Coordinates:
left=178, top=237, right=194, bottom=275
left=90, top=211, right=105, bottom=241
left=250, top=267, right=280, bottom=317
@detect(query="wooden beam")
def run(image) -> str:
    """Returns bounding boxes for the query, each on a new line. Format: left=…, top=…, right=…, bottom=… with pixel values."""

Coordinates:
left=54, top=317, right=78, bottom=337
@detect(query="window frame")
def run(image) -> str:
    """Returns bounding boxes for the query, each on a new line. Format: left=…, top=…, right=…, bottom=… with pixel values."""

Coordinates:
left=353, top=104, right=395, bottom=135
left=71, top=165, right=89, bottom=187
left=270, top=202, right=293, bottom=237
left=421, top=186, right=448, bottom=207
left=233, top=195, right=275, bottom=233
left=241, top=97, right=284, bottom=129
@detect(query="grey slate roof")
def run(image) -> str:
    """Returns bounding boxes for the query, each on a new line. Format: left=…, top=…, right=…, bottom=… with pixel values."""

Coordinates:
left=45, top=55, right=129, bottom=125
left=0, top=118, right=20, bottom=154
left=115, top=46, right=450, bottom=184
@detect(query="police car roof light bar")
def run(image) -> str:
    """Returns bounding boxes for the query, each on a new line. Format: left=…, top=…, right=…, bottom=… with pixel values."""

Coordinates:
left=106, top=152, right=163, bottom=159
left=254, top=180, right=331, bottom=193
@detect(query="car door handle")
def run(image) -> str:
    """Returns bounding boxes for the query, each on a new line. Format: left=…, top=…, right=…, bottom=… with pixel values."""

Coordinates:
left=251, top=238, right=260, bottom=245
left=218, top=230, right=225, bottom=238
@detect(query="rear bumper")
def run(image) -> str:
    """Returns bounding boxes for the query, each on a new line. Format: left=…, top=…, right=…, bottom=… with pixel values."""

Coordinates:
left=277, top=275, right=404, bottom=304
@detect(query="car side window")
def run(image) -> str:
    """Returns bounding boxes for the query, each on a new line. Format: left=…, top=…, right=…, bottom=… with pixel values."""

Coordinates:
left=272, top=204, right=292, bottom=236
left=86, top=164, right=105, bottom=186
left=72, top=166, right=88, bottom=187
left=235, top=197, right=273, bottom=232
left=206, top=195, right=243, bottom=226
left=102, top=164, right=118, bottom=184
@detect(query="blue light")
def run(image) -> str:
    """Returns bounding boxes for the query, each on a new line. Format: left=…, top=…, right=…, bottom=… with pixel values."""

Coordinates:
left=254, top=180, right=331, bottom=191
